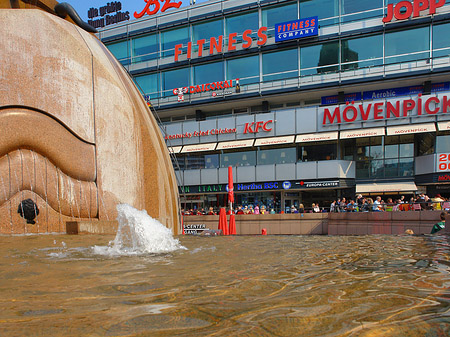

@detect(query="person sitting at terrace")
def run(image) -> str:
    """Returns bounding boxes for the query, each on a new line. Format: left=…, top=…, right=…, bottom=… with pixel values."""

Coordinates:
left=432, top=194, right=444, bottom=210
left=346, top=200, right=357, bottom=212
left=373, top=196, right=383, bottom=211
left=313, top=203, right=320, bottom=213
left=254, top=205, right=260, bottom=214
left=299, top=204, right=305, bottom=213
left=261, top=205, right=266, bottom=214
left=236, top=206, right=244, bottom=214
left=340, top=198, right=347, bottom=212
left=431, top=211, right=447, bottom=234
left=291, top=205, right=298, bottom=214
left=207, top=207, right=216, bottom=215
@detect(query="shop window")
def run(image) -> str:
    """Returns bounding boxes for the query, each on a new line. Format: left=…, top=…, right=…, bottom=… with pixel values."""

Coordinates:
left=341, top=139, right=356, bottom=160
left=225, top=11, right=258, bottom=43
left=300, top=42, right=339, bottom=76
left=341, top=0, right=383, bottom=23
left=227, top=55, right=260, bottom=85
left=341, top=35, right=383, bottom=70
left=185, top=154, right=219, bottom=169
left=298, top=141, right=337, bottom=162
left=436, top=134, right=450, bottom=153
left=161, top=67, right=190, bottom=97
left=172, top=155, right=185, bottom=170
left=132, top=33, right=158, bottom=63
left=416, top=132, right=435, bottom=156
left=262, top=48, right=299, bottom=82
left=105, top=40, right=129, bottom=65
left=258, top=148, right=296, bottom=165
left=161, top=27, right=189, bottom=58
left=433, top=23, right=450, bottom=58
left=300, top=0, right=338, bottom=27
left=385, top=27, right=430, bottom=64
left=134, top=73, right=159, bottom=99
left=193, top=61, right=224, bottom=84
left=220, top=151, right=256, bottom=167
left=192, top=19, right=224, bottom=52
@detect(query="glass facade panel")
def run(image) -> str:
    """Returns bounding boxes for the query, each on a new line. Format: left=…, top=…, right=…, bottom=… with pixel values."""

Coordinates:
left=300, top=0, right=338, bottom=26
left=262, top=48, right=298, bottom=81
left=132, top=33, right=158, bottom=63
left=162, top=68, right=190, bottom=97
left=192, top=19, right=224, bottom=51
left=161, top=27, right=189, bottom=58
left=106, top=40, right=129, bottom=65
left=385, top=27, right=430, bottom=64
left=436, top=134, right=450, bottom=152
left=194, top=62, right=224, bottom=84
left=399, top=158, right=414, bottom=176
left=299, top=142, right=337, bottom=161
left=227, top=55, right=260, bottom=85
left=220, top=151, right=256, bottom=167
left=185, top=154, right=219, bottom=169
left=225, top=11, right=258, bottom=43
left=341, top=0, right=383, bottom=23
left=341, top=35, right=383, bottom=69
left=134, top=73, right=159, bottom=99
left=301, top=42, right=339, bottom=75
left=433, top=23, right=450, bottom=58
left=258, top=148, right=296, bottom=165
left=262, top=3, right=298, bottom=36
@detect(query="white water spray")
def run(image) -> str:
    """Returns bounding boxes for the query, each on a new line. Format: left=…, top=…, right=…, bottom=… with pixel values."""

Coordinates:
left=93, top=204, right=185, bottom=256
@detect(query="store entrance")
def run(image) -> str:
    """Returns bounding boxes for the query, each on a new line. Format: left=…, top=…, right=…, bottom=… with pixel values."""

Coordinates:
left=283, top=192, right=301, bottom=213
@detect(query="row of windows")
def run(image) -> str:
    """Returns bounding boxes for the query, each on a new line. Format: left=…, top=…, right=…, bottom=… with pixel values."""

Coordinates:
left=106, top=0, right=450, bottom=64
left=172, top=134, right=450, bottom=179
left=133, top=23, right=450, bottom=98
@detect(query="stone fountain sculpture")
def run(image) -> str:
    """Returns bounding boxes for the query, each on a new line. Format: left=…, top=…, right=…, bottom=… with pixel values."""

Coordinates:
left=0, top=0, right=181, bottom=234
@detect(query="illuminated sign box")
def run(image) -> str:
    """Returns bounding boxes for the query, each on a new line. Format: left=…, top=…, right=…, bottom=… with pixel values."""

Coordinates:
left=275, top=16, right=318, bottom=43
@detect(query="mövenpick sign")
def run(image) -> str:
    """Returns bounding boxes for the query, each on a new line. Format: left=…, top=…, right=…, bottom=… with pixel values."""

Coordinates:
left=322, top=94, right=450, bottom=125
left=383, top=0, right=445, bottom=23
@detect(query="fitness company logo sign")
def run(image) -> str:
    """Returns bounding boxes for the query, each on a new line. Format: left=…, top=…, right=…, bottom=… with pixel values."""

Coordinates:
left=383, top=0, right=445, bottom=23
left=275, top=16, right=318, bottom=42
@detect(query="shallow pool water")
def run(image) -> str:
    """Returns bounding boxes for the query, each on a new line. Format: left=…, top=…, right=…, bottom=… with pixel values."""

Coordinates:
left=0, top=234, right=449, bottom=336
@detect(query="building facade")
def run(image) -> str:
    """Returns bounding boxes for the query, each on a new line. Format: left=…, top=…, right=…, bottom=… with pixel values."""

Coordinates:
left=98, top=0, right=450, bottom=213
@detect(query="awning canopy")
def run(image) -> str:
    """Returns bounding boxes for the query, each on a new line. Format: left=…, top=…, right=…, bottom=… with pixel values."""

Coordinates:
left=356, top=181, right=418, bottom=194
left=180, top=143, right=217, bottom=153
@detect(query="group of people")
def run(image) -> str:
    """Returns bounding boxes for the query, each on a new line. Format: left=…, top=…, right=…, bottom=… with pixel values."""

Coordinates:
left=330, top=193, right=450, bottom=213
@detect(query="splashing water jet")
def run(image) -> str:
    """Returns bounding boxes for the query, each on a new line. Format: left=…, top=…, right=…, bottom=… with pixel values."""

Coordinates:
left=93, top=204, right=185, bottom=256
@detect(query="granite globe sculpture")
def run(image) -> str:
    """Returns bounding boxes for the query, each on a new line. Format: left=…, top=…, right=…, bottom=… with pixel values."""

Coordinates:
left=0, top=1, right=180, bottom=234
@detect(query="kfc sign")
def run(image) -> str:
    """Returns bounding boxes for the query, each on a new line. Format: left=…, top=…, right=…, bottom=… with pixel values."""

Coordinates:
left=383, top=0, right=445, bottom=23
left=243, top=120, right=273, bottom=134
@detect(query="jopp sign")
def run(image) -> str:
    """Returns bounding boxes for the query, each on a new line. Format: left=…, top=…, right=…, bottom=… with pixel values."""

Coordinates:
left=383, top=0, right=445, bottom=23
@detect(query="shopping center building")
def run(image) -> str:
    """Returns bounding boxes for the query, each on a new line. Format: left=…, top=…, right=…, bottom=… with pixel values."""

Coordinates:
left=98, top=0, right=450, bottom=212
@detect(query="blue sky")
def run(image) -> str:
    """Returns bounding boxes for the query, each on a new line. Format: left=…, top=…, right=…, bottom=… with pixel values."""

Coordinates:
left=69, top=0, right=204, bottom=23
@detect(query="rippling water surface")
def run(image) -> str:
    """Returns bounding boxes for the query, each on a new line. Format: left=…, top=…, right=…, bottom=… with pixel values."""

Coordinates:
left=0, top=234, right=449, bottom=336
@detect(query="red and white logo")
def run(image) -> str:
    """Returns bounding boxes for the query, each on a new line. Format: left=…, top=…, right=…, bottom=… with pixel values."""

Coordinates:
left=173, top=87, right=188, bottom=102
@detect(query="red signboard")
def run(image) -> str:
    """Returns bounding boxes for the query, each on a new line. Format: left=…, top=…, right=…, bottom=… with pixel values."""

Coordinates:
left=322, top=94, right=450, bottom=125
left=437, top=153, right=450, bottom=172
left=174, top=27, right=268, bottom=61
left=383, top=0, right=445, bottom=23
left=134, top=0, right=182, bottom=19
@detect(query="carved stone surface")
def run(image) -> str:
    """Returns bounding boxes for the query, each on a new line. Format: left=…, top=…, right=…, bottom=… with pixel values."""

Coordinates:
left=0, top=8, right=180, bottom=234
